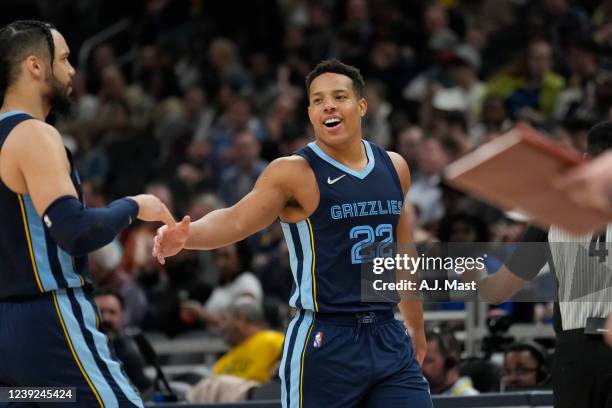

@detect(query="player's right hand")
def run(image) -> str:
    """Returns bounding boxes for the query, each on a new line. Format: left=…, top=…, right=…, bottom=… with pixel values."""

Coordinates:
left=128, top=194, right=176, bottom=227
left=153, top=215, right=190, bottom=264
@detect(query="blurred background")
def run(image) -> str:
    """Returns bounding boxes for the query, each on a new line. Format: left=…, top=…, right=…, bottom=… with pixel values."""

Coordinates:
left=3, top=0, right=611, bottom=404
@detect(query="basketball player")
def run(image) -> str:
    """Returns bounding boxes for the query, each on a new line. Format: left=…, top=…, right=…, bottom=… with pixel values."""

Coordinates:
left=0, top=21, right=175, bottom=407
left=462, top=122, right=612, bottom=408
left=153, top=60, right=432, bottom=407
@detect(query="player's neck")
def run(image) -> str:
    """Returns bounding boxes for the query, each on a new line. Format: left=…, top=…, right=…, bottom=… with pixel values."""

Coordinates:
left=1, top=87, right=49, bottom=120
left=316, top=137, right=368, bottom=171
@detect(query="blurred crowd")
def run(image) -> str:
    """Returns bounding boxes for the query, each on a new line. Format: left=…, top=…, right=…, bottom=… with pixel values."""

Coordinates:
left=5, top=0, right=612, bottom=401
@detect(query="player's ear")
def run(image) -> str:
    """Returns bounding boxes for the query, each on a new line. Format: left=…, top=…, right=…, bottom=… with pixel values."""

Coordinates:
left=358, top=97, right=367, bottom=118
left=24, top=55, right=44, bottom=80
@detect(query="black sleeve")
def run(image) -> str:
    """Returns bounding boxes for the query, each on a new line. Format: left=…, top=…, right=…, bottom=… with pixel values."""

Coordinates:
left=505, top=225, right=551, bottom=280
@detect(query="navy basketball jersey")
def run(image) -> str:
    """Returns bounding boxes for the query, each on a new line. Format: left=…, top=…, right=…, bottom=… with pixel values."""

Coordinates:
left=281, top=140, right=403, bottom=313
left=0, top=111, right=91, bottom=299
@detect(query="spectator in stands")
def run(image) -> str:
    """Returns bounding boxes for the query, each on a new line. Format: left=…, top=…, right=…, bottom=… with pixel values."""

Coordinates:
left=433, top=45, right=485, bottom=127
left=144, top=246, right=212, bottom=335
left=395, top=125, right=423, bottom=178
left=501, top=342, right=551, bottom=391
left=554, top=38, right=600, bottom=122
left=218, top=130, right=268, bottom=206
left=180, top=240, right=263, bottom=328
left=469, top=94, right=511, bottom=144
left=91, top=241, right=148, bottom=327
left=409, top=137, right=450, bottom=225
left=206, top=96, right=265, bottom=172
left=200, top=37, right=249, bottom=100
left=437, top=212, right=490, bottom=243
left=260, top=91, right=304, bottom=161
left=245, top=51, right=279, bottom=117
left=423, top=330, right=479, bottom=396
left=362, top=80, right=392, bottom=148
left=94, top=290, right=152, bottom=393
left=155, top=85, right=217, bottom=166
left=87, top=43, right=117, bottom=94
left=213, top=297, right=284, bottom=383
left=486, top=39, right=565, bottom=122
left=528, top=0, right=591, bottom=72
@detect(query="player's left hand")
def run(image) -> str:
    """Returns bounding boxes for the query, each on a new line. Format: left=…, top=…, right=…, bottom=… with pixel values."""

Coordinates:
left=605, top=314, right=612, bottom=347
left=153, top=215, right=190, bottom=264
left=407, top=325, right=427, bottom=367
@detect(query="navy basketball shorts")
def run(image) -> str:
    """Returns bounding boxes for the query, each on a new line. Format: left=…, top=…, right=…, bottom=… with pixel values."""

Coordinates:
left=279, top=309, right=432, bottom=408
left=0, top=287, right=143, bottom=407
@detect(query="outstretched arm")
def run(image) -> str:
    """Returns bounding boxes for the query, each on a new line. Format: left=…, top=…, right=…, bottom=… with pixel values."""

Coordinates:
left=186, top=159, right=292, bottom=249
left=153, top=157, right=298, bottom=262
left=462, top=265, right=527, bottom=304
left=462, top=225, right=548, bottom=304
left=4, top=120, right=174, bottom=256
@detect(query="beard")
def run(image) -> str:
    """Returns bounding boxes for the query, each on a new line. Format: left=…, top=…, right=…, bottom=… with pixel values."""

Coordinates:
left=46, top=74, right=73, bottom=117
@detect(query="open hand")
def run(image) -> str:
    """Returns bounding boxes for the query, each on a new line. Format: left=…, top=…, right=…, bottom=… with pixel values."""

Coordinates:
left=152, top=215, right=190, bottom=264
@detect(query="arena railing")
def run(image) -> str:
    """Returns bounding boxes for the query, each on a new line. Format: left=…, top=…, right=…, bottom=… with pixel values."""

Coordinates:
left=144, top=391, right=554, bottom=408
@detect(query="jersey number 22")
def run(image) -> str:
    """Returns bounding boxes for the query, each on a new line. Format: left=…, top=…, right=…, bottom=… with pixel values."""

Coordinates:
left=350, top=224, right=393, bottom=264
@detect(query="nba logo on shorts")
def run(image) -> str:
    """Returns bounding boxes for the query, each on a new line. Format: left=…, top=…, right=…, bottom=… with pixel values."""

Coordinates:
left=313, top=331, right=324, bottom=348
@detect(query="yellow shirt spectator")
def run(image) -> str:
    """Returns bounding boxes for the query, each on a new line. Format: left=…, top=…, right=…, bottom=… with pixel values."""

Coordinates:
left=213, top=330, right=284, bottom=383
left=485, top=40, right=564, bottom=119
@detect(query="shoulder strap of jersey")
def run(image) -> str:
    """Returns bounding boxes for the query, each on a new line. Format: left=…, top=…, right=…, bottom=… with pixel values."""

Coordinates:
left=368, top=141, right=403, bottom=192
left=0, top=112, right=34, bottom=150
left=294, top=143, right=317, bottom=165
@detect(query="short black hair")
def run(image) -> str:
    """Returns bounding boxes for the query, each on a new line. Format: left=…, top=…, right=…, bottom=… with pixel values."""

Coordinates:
left=426, top=329, right=460, bottom=369
left=305, top=59, right=365, bottom=98
left=504, top=342, right=549, bottom=373
left=587, top=121, right=612, bottom=157
left=0, top=20, right=56, bottom=93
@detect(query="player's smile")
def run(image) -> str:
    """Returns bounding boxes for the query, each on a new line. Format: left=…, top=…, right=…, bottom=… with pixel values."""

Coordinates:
left=322, top=115, right=343, bottom=133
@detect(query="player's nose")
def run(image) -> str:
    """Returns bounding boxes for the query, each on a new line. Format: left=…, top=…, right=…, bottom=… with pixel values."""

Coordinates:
left=323, top=99, right=336, bottom=112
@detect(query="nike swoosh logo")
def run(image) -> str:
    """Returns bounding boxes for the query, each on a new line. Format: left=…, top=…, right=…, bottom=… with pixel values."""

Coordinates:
left=327, top=174, right=346, bottom=184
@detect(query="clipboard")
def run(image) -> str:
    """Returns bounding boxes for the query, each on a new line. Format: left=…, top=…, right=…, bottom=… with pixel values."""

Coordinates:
left=444, top=124, right=611, bottom=235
